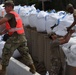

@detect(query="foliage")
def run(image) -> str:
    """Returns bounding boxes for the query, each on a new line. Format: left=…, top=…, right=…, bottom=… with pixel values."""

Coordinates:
left=14, top=0, right=76, bottom=11
left=15, top=0, right=38, bottom=6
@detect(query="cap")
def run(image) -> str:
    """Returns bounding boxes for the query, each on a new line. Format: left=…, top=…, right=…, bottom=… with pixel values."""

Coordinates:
left=3, top=0, right=14, bottom=7
left=66, top=3, right=73, bottom=10
left=73, top=9, right=76, bottom=16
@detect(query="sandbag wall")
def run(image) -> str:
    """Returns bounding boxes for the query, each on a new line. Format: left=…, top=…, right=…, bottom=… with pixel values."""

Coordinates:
left=24, top=26, right=64, bottom=72
left=24, top=26, right=46, bottom=62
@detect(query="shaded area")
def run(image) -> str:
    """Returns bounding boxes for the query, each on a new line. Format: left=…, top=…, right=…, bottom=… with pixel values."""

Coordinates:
left=5, top=0, right=76, bottom=11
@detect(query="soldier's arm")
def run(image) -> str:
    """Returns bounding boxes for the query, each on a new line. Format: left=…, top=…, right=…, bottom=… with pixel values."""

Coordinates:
left=0, top=13, right=13, bottom=25
left=67, top=14, right=76, bottom=31
left=67, top=21, right=76, bottom=31
left=59, top=30, right=75, bottom=44
left=0, top=17, right=8, bottom=25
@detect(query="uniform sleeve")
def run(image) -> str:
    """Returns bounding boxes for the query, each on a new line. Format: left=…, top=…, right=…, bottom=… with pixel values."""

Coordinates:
left=4, top=13, right=14, bottom=20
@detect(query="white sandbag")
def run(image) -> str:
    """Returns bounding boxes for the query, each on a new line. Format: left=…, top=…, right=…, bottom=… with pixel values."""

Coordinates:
left=18, top=6, right=34, bottom=26
left=45, top=13, right=58, bottom=34
left=23, top=5, right=36, bottom=14
left=56, top=11, right=66, bottom=16
left=66, top=44, right=76, bottom=67
left=14, top=5, right=21, bottom=14
left=21, top=15, right=29, bottom=26
left=53, top=14, right=74, bottom=36
left=49, top=9, right=56, bottom=13
left=36, top=11, right=49, bottom=32
left=56, top=30, right=67, bottom=36
left=62, top=45, right=76, bottom=67
left=46, top=11, right=66, bottom=34
left=13, top=50, right=21, bottom=58
left=0, top=40, right=21, bottom=58
left=61, top=37, right=76, bottom=67
left=0, top=41, right=5, bottom=58
left=21, top=5, right=37, bottom=26
left=29, top=4, right=36, bottom=12
left=28, top=11, right=38, bottom=27
left=68, top=37, right=76, bottom=45
left=71, top=45, right=76, bottom=55
left=0, top=6, right=6, bottom=17
left=62, top=37, right=76, bottom=48
left=16, top=6, right=30, bottom=16
left=58, top=14, right=73, bottom=27
left=14, top=5, right=30, bottom=26
left=36, top=17, right=46, bottom=32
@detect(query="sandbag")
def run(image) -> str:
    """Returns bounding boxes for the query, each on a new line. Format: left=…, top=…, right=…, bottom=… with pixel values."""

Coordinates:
left=53, top=14, right=74, bottom=36
left=62, top=37, right=76, bottom=67
left=0, top=40, right=21, bottom=58
left=36, top=11, right=49, bottom=32
left=45, top=13, right=58, bottom=34
left=46, top=11, right=66, bottom=34
left=29, top=12, right=38, bottom=27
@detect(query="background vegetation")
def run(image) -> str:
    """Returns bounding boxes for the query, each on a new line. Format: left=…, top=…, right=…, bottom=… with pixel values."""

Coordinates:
left=7, top=0, right=76, bottom=11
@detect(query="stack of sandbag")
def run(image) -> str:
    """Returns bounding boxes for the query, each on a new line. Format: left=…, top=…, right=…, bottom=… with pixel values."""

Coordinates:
left=14, top=5, right=30, bottom=26
left=14, top=4, right=37, bottom=26
left=45, top=11, right=68, bottom=34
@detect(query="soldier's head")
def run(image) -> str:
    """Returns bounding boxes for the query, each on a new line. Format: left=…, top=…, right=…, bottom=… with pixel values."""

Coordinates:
left=3, top=0, right=14, bottom=13
left=48, top=32, right=57, bottom=40
left=66, top=3, right=74, bottom=14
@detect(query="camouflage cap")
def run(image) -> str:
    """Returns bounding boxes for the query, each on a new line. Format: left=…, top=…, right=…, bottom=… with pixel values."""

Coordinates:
left=73, top=9, right=76, bottom=16
left=66, top=3, right=73, bottom=10
left=3, top=0, right=14, bottom=7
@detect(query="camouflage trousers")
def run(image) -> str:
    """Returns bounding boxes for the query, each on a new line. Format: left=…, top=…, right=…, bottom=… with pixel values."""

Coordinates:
left=1, top=33, right=33, bottom=67
left=49, top=58, right=64, bottom=75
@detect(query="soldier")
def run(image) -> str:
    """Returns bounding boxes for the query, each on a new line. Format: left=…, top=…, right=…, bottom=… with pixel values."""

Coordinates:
left=0, top=1, right=36, bottom=75
left=66, top=7, right=76, bottom=75
left=67, top=9, right=76, bottom=31
left=48, top=29, right=75, bottom=75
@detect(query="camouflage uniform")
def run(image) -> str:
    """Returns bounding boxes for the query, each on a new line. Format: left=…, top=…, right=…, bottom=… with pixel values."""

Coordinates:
left=1, top=12, right=34, bottom=67
left=0, top=1, right=36, bottom=75
left=2, top=33, right=33, bottom=66
left=49, top=39, right=65, bottom=75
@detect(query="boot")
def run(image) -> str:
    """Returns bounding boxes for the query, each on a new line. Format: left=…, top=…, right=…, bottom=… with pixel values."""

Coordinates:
left=0, top=65, right=6, bottom=75
left=28, top=64, right=36, bottom=74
